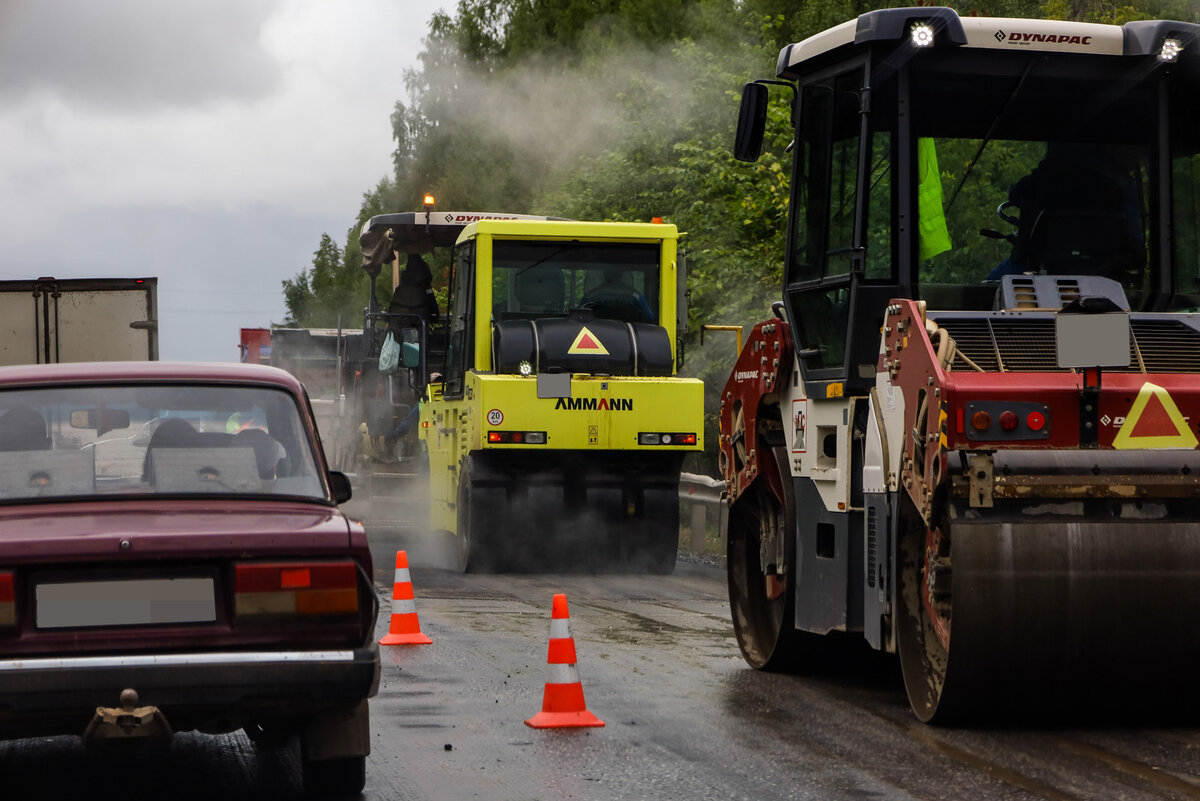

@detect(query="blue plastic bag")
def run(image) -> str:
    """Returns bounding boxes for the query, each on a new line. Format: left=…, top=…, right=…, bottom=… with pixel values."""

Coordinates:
left=379, top=331, right=401, bottom=375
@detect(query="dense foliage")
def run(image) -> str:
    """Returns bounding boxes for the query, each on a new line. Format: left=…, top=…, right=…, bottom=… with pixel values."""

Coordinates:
left=282, top=0, right=1200, bottom=469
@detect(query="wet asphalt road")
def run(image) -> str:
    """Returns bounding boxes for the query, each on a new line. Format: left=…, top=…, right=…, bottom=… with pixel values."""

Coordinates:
left=3, top=518, right=1200, bottom=800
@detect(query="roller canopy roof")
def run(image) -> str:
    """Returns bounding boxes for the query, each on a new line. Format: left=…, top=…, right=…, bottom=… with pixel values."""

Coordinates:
left=359, top=211, right=568, bottom=276
left=775, top=6, right=1200, bottom=78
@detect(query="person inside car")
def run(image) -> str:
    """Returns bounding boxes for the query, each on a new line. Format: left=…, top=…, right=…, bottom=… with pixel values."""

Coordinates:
left=0, top=406, right=51, bottom=451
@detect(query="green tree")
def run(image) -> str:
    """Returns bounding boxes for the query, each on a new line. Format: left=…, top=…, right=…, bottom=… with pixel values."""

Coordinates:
left=282, top=233, right=370, bottom=329
left=296, top=0, right=1200, bottom=470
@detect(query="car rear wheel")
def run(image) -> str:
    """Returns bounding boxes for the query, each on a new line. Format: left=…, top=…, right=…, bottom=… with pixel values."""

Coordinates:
left=243, top=721, right=293, bottom=748
left=302, top=754, right=366, bottom=798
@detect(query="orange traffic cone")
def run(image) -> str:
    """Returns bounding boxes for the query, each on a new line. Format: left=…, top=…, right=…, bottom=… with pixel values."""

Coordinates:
left=525, top=593, right=604, bottom=728
left=379, top=551, right=432, bottom=645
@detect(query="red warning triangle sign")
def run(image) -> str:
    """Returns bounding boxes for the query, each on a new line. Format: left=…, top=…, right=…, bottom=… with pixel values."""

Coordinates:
left=1112, top=382, right=1198, bottom=449
left=1129, top=394, right=1178, bottom=438
left=568, top=326, right=609, bottom=355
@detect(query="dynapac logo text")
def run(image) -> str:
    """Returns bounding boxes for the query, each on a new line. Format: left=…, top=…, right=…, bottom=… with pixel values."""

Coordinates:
left=446, top=214, right=523, bottom=222
left=1007, top=32, right=1092, bottom=45
left=554, top=397, right=634, bottom=411
left=735, top=370, right=759, bottom=382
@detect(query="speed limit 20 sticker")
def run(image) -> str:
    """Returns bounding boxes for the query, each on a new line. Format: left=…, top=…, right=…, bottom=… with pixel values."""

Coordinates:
left=487, top=408, right=504, bottom=426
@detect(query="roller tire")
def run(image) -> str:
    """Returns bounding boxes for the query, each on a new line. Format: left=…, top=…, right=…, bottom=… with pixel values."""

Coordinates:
left=643, top=486, right=679, bottom=575
left=895, top=489, right=953, bottom=722
left=648, top=532, right=678, bottom=575
left=505, top=481, right=554, bottom=572
left=727, top=444, right=808, bottom=670
left=457, top=456, right=504, bottom=573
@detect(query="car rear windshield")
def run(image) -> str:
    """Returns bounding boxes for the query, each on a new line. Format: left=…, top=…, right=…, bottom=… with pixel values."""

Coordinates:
left=0, top=383, right=327, bottom=503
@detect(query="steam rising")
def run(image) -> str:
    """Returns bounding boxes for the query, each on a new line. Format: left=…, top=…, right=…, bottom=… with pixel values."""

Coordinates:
left=342, top=470, right=458, bottom=571
left=445, top=50, right=695, bottom=187
left=394, top=27, right=779, bottom=475
left=397, top=22, right=758, bottom=213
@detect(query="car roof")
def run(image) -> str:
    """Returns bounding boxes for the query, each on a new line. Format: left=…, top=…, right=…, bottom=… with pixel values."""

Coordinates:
left=0, top=361, right=307, bottom=394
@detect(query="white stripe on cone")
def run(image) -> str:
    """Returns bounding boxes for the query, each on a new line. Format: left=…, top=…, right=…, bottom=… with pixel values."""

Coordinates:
left=546, top=662, right=582, bottom=685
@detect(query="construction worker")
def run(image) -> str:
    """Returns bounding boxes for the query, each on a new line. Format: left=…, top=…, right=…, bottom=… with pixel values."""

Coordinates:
left=384, top=254, right=439, bottom=455
left=388, top=253, right=439, bottom=332
left=989, top=142, right=1145, bottom=281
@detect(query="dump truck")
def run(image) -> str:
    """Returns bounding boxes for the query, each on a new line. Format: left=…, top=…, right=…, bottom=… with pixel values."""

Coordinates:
left=720, top=7, right=1200, bottom=721
left=0, top=277, right=157, bottom=364
left=395, top=217, right=704, bottom=573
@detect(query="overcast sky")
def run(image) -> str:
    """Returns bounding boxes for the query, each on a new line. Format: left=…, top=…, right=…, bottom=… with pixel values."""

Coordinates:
left=0, top=0, right=449, bottom=362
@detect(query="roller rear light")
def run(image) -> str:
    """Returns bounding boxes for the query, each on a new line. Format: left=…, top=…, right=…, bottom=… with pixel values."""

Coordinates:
left=234, top=560, right=359, bottom=621
left=0, top=572, right=14, bottom=627
left=638, top=432, right=697, bottom=446
left=959, top=401, right=1051, bottom=441
left=488, top=430, right=547, bottom=444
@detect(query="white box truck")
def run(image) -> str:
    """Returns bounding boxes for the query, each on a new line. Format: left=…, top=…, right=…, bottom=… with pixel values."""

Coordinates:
left=0, top=277, right=158, bottom=365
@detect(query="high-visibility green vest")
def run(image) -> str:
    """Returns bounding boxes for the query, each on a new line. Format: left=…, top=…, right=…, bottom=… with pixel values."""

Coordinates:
left=917, top=138, right=952, bottom=261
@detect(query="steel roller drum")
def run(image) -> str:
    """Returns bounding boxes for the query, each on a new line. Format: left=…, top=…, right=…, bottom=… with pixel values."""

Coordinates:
left=901, top=512, right=1200, bottom=722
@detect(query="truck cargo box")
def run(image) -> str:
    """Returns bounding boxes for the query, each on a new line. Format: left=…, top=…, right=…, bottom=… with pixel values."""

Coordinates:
left=0, top=277, right=158, bottom=364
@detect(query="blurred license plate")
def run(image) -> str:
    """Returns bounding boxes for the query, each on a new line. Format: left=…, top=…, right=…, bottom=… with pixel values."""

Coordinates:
left=36, top=578, right=216, bottom=628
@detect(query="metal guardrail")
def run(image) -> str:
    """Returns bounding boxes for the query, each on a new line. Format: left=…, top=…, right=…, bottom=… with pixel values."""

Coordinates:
left=678, top=472, right=728, bottom=552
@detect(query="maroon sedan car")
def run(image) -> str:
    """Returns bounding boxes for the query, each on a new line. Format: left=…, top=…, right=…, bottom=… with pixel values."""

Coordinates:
left=0, top=361, right=379, bottom=797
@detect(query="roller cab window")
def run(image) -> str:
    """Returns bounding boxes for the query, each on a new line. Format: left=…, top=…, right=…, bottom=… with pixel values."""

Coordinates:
left=444, top=241, right=475, bottom=399
left=786, top=65, right=885, bottom=383
left=909, top=54, right=1155, bottom=310
left=491, top=240, right=660, bottom=325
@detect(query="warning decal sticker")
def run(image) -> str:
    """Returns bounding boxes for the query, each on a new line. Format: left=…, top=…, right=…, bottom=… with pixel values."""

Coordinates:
left=567, top=326, right=609, bottom=355
left=791, top=398, right=807, bottom=454
left=1112, top=382, right=1198, bottom=450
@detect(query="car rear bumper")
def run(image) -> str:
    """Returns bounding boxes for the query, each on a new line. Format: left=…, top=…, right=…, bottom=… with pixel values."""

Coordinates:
left=0, top=645, right=380, bottom=736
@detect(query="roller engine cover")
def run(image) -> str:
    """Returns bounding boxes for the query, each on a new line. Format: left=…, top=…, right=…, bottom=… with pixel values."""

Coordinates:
left=493, top=312, right=673, bottom=376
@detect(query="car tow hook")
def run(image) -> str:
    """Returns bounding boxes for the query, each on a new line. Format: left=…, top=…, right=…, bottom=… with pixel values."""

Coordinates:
left=83, top=688, right=173, bottom=743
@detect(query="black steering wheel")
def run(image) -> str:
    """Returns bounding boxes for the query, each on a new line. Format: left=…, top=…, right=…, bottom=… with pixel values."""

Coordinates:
left=997, top=200, right=1021, bottom=227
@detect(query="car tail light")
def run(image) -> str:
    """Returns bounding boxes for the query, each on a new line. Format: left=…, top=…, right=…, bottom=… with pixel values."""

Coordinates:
left=234, top=561, right=359, bottom=620
left=0, top=572, right=14, bottom=627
